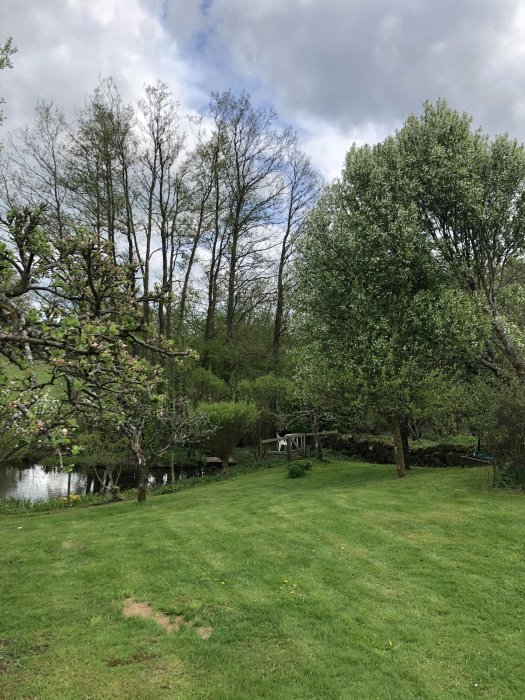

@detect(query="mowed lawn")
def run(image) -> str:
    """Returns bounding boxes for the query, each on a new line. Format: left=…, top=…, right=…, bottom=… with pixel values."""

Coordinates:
left=1, top=459, right=524, bottom=699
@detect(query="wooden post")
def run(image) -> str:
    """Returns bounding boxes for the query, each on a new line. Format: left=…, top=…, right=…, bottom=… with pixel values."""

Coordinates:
left=286, top=436, right=292, bottom=462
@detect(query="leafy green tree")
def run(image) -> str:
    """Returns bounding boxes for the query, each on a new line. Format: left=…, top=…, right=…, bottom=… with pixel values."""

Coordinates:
left=298, top=136, right=483, bottom=476
left=0, top=208, right=195, bottom=500
left=398, top=100, right=525, bottom=379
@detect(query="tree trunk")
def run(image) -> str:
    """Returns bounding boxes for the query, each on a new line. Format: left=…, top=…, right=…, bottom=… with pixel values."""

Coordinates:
left=493, top=316, right=525, bottom=379
left=129, top=430, right=148, bottom=502
left=272, top=265, right=285, bottom=366
left=392, top=420, right=406, bottom=478
left=316, top=435, right=324, bottom=461
left=272, top=204, right=293, bottom=366
left=400, top=423, right=411, bottom=470
left=225, top=226, right=239, bottom=345
left=170, top=450, right=176, bottom=485
left=310, top=415, right=324, bottom=460
left=203, top=228, right=222, bottom=365
left=178, top=205, right=206, bottom=334
left=137, top=462, right=148, bottom=502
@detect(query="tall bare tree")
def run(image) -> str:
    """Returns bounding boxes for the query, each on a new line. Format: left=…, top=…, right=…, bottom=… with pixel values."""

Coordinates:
left=208, top=91, right=292, bottom=351
left=272, top=141, right=322, bottom=365
left=136, top=81, right=187, bottom=334
left=1, top=101, right=69, bottom=239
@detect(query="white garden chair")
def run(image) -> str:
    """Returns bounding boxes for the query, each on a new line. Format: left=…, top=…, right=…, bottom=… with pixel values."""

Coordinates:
left=276, top=433, right=288, bottom=451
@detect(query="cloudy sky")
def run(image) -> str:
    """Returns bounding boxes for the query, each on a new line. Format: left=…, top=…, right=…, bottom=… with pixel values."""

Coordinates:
left=2, top=0, right=525, bottom=179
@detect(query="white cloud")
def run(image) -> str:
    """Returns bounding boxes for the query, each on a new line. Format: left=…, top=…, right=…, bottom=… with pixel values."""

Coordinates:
left=3, top=0, right=525, bottom=181
left=0, top=0, right=204, bottom=132
left=299, top=117, right=395, bottom=181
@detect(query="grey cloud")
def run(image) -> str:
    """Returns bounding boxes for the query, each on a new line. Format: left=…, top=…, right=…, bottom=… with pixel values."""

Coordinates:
left=2, top=0, right=525, bottom=181
left=164, top=0, right=525, bottom=139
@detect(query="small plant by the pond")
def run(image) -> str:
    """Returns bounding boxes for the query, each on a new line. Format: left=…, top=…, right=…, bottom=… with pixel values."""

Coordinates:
left=287, top=461, right=312, bottom=479
left=0, top=491, right=116, bottom=515
left=61, top=494, right=81, bottom=505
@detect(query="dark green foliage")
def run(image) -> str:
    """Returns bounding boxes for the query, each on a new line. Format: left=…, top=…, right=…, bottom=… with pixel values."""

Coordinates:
left=287, top=460, right=312, bottom=478
left=236, top=373, right=295, bottom=457
left=186, top=367, right=229, bottom=405
left=487, top=380, right=525, bottom=488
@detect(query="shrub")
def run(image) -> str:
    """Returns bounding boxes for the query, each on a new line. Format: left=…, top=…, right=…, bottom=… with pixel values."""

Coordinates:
left=236, top=374, right=296, bottom=460
left=237, top=374, right=293, bottom=408
left=197, top=401, right=259, bottom=472
left=188, top=367, right=228, bottom=405
left=287, top=461, right=312, bottom=479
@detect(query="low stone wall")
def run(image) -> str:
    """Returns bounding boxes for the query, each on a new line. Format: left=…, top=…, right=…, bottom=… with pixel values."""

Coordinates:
left=335, top=435, right=479, bottom=467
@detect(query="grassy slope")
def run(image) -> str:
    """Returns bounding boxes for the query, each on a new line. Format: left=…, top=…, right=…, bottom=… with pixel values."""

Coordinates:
left=1, top=459, right=524, bottom=700
left=2, top=362, right=53, bottom=386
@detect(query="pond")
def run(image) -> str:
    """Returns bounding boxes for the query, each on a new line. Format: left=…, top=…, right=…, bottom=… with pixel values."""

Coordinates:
left=0, top=465, right=88, bottom=502
left=0, top=462, right=217, bottom=502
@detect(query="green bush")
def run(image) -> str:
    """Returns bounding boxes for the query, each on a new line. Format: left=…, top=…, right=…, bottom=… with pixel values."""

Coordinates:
left=487, top=380, right=525, bottom=489
left=237, top=374, right=293, bottom=408
left=287, top=461, right=312, bottom=479
left=197, top=401, right=259, bottom=471
left=188, top=367, right=228, bottom=405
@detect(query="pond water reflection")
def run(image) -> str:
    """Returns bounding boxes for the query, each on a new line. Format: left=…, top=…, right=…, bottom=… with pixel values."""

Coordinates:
left=0, top=462, right=216, bottom=502
left=0, top=465, right=88, bottom=501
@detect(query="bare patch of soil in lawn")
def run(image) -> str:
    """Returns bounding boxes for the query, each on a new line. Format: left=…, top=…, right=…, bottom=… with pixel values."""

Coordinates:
left=196, top=626, right=213, bottom=640
left=122, top=598, right=213, bottom=640
left=107, top=651, right=157, bottom=667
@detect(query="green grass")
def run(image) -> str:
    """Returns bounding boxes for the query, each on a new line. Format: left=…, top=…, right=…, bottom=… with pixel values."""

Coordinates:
left=2, top=361, right=54, bottom=387
left=1, top=458, right=524, bottom=699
